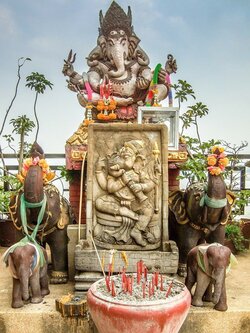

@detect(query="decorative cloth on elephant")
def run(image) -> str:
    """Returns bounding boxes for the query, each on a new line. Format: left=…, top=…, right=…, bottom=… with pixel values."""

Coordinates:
left=197, top=243, right=237, bottom=277
left=199, top=193, right=227, bottom=209
left=2, top=241, right=45, bottom=278
left=2, top=190, right=47, bottom=275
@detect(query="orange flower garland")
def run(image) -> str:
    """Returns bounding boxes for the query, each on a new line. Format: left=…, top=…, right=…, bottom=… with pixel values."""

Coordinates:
left=97, top=77, right=117, bottom=121
left=17, top=157, right=55, bottom=184
left=97, top=97, right=117, bottom=121
left=207, top=147, right=229, bottom=175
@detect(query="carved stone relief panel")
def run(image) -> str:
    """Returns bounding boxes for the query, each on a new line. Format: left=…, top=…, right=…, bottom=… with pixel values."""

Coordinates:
left=86, top=123, right=168, bottom=250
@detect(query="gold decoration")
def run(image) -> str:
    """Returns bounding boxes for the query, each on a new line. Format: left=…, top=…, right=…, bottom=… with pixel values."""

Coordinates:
left=71, top=150, right=87, bottom=161
left=168, top=151, right=188, bottom=161
left=66, top=122, right=88, bottom=145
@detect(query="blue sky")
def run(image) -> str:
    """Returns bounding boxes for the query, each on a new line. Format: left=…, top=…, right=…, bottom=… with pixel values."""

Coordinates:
left=1, top=0, right=250, bottom=153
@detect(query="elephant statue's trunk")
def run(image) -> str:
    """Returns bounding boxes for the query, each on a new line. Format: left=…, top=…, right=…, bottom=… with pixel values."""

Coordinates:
left=207, top=174, right=227, bottom=199
left=108, top=43, right=127, bottom=78
left=18, top=264, right=30, bottom=301
left=24, top=165, right=44, bottom=203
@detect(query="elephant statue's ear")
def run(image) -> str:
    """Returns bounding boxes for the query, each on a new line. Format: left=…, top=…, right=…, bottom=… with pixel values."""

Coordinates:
left=128, top=34, right=141, bottom=58
left=169, top=190, right=189, bottom=225
left=197, top=245, right=212, bottom=275
left=97, top=35, right=107, bottom=59
left=226, top=190, right=237, bottom=207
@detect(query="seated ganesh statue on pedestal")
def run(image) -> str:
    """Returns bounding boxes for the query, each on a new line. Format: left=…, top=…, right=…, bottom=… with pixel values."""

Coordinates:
left=62, top=1, right=177, bottom=123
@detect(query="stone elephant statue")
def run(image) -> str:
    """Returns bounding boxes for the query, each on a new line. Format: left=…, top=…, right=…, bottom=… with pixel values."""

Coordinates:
left=2, top=242, right=50, bottom=308
left=169, top=172, right=236, bottom=276
left=185, top=243, right=233, bottom=311
left=9, top=144, right=74, bottom=284
left=62, top=1, right=175, bottom=121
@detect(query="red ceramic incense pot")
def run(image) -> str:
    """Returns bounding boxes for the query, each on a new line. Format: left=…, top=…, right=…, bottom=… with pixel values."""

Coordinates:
left=87, top=277, right=191, bottom=333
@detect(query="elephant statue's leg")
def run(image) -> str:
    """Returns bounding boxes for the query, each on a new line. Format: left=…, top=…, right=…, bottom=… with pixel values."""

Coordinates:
left=203, top=281, right=213, bottom=302
left=192, top=270, right=211, bottom=307
left=40, top=260, right=50, bottom=297
left=46, top=228, right=68, bottom=284
left=11, top=278, right=24, bottom=308
left=29, top=269, right=43, bottom=304
left=213, top=280, right=228, bottom=311
left=177, top=225, right=202, bottom=276
left=185, top=266, right=196, bottom=292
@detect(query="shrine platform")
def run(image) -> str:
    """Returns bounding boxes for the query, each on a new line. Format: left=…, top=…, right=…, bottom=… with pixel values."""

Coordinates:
left=0, top=246, right=249, bottom=333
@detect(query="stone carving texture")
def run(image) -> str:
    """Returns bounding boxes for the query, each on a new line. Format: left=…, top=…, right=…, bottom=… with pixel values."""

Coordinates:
left=87, top=124, right=168, bottom=251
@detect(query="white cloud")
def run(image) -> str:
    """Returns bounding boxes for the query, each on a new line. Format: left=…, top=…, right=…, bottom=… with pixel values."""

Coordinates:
left=0, top=5, right=17, bottom=37
left=168, top=16, right=186, bottom=27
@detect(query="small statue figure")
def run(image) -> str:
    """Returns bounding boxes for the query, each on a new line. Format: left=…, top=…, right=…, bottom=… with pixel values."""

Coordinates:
left=62, top=1, right=176, bottom=121
left=94, top=139, right=161, bottom=247
left=185, top=243, right=234, bottom=311
left=3, top=243, right=50, bottom=308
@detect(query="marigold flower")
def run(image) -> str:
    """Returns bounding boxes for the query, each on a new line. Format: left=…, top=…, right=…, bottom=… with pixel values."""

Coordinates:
left=21, top=168, right=27, bottom=177
left=211, top=146, right=224, bottom=154
left=219, top=157, right=229, bottom=168
left=207, top=155, right=217, bottom=166
left=108, top=104, right=116, bottom=111
left=109, top=112, right=117, bottom=120
left=97, top=112, right=105, bottom=120
left=208, top=166, right=222, bottom=175
left=16, top=173, right=24, bottom=183
left=97, top=100, right=105, bottom=111
left=45, top=171, right=55, bottom=181
left=23, top=158, right=33, bottom=169
left=102, top=114, right=110, bottom=121
left=39, top=159, right=49, bottom=169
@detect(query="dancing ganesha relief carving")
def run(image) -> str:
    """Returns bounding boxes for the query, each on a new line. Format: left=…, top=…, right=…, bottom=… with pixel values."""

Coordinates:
left=92, top=136, right=163, bottom=248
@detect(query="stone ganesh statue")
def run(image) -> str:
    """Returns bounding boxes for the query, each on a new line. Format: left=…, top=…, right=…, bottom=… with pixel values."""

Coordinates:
left=62, top=1, right=176, bottom=121
left=93, top=138, right=162, bottom=248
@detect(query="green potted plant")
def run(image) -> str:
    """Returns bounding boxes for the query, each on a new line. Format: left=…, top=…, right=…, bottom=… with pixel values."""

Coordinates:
left=225, top=223, right=246, bottom=254
left=0, top=173, right=22, bottom=246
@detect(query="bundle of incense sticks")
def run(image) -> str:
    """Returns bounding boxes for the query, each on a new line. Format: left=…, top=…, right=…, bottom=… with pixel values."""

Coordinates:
left=105, top=260, right=173, bottom=299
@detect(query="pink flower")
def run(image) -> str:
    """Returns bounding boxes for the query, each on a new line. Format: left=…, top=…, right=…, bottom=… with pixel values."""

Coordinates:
left=218, top=152, right=226, bottom=159
left=32, top=157, right=40, bottom=165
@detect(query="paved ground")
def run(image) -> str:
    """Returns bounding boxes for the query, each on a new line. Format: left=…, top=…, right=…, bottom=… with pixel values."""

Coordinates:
left=0, top=246, right=249, bottom=333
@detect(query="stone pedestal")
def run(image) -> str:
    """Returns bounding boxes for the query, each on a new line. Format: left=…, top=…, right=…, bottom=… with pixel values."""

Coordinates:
left=74, top=241, right=179, bottom=291
left=67, top=224, right=86, bottom=281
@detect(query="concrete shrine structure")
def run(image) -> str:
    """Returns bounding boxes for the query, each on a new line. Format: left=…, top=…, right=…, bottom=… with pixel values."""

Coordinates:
left=63, top=1, right=188, bottom=290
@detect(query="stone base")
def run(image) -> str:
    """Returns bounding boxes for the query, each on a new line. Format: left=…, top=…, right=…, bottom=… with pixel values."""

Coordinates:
left=67, top=224, right=86, bottom=281
left=75, top=272, right=103, bottom=292
left=74, top=241, right=179, bottom=291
